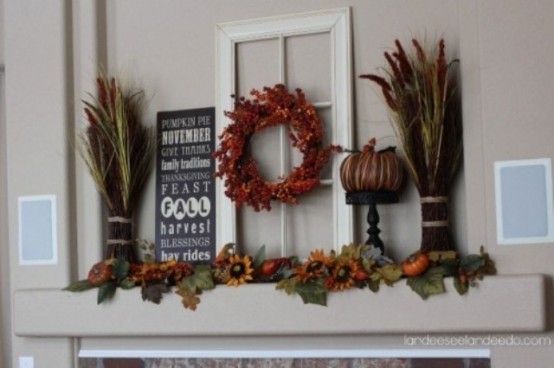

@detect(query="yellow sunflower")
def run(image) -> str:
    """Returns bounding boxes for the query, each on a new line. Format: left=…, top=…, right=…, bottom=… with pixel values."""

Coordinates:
left=330, top=259, right=360, bottom=291
left=308, top=249, right=334, bottom=266
left=293, top=249, right=334, bottom=282
left=226, top=254, right=254, bottom=287
left=293, top=264, right=316, bottom=282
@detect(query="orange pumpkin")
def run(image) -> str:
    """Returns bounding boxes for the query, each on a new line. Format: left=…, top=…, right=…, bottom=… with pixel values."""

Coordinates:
left=340, top=138, right=403, bottom=192
left=87, top=261, right=113, bottom=286
left=402, top=252, right=430, bottom=277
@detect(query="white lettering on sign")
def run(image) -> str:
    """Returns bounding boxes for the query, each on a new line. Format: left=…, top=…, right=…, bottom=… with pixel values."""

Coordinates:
left=160, top=196, right=211, bottom=220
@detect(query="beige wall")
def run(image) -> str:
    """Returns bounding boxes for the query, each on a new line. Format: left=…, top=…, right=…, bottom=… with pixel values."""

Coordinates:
left=0, top=0, right=9, bottom=365
left=0, top=0, right=3, bottom=63
left=105, top=0, right=463, bottom=262
left=2, top=0, right=554, bottom=367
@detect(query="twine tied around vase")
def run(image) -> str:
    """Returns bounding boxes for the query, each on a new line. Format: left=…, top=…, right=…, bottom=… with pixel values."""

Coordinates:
left=420, top=196, right=448, bottom=204
left=420, top=195, right=452, bottom=252
left=107, top=216, right=133, bottom=244
left=106, top=215, right=136, bottom=261
left=420, top=196, right=449, bottom=228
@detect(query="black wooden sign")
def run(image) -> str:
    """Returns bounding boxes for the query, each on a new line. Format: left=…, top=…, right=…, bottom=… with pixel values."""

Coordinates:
left=155, top=107, right=216, bottom=264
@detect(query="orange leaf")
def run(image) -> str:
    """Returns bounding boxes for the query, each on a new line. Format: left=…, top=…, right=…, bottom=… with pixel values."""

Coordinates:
left=176, top=288, right=201, bottom=311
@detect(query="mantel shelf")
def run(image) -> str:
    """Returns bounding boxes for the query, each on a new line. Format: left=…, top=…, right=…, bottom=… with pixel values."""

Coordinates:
left=14, top=274, right=546, bottom=338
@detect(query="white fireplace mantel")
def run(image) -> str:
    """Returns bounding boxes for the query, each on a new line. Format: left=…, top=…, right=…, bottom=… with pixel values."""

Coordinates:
left=14, top=274, right=546, bottom=337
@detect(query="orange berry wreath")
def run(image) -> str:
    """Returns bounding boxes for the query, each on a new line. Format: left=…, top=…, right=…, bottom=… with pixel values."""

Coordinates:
left=214, top=84, right=341, bottom=211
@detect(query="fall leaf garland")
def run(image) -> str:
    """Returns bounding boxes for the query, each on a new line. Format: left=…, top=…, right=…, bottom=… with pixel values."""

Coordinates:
left=65, top=245, right=496, bottom=310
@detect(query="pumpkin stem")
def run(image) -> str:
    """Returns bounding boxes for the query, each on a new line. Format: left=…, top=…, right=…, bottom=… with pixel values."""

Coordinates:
left=346, top=139, right=397, bottom=154
left=342, top=148, right=362, bottom=153
left=362, top=138, right=377, bottom=153
left=377, top=146, right=397, bottom=154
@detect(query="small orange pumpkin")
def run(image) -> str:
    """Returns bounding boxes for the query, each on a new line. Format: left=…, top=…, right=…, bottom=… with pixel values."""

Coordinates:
left=402, top=252, right=430, bottom=277
left=87, top=261, right=113, bottom=286
left=339, top=138, right=403, bottom=192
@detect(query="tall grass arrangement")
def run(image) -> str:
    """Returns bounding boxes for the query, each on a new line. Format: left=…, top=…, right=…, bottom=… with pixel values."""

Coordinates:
left=361, top=38, right=462, bottom=252
left=79, top=74, right=154, bottom=262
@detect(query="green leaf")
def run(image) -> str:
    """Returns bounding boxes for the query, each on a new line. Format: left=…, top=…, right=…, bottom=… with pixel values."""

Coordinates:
left=368, top=279, right=380, bottom=293
left=288, top=256, right=301, bottom=267
left=406, top=266, right=446, bottom=300
left=339, top=243, right=366, bottom=260
left=180, top=265, right=215, bottom=293
left=119, top=278, right=137, bottom=290
left=252, top=244, right=266, bottom=269
left=280, top=267, right=294, bottom=280
left=454, top=276, right=468, bottom=295
left=439, top=259, right=459, bottom=277
left=375, top=264, right=403, bottom=286
left=64, top=279, right=95, bottom=292
left=362, top=258, right=376, bottom=273
left=276, top=277, right=298, bottom=295
left=97, top=281, right=117, bottom=304
left=480, top=247, right=497, bottom=275
left=428, top=250, right=458, bottom=262
left=460, top=254, right=485, bottom=272
left=294, top=280, right=327, bottom=306
left=113, top=258, right=130, bottom=282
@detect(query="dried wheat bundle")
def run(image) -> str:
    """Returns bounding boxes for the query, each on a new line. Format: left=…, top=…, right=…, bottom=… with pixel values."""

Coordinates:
left=78, top=74, right=154, bottom=261
left=361, top=39, right=462, bottom=252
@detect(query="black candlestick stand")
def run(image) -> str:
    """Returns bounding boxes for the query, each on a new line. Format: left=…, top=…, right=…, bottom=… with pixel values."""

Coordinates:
left=345, top=191, right=399, bottom=254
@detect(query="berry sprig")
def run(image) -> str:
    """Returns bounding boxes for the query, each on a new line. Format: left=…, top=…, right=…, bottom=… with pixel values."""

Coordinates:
left=214, top=84, right=341, bottom=211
